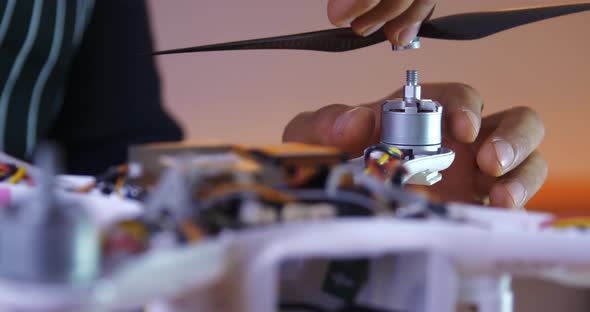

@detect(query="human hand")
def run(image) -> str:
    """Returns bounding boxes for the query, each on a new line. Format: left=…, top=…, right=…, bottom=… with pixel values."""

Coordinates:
left=327, top=0, right=436, bottom=46
left=282, top=83, right=547, bottom=208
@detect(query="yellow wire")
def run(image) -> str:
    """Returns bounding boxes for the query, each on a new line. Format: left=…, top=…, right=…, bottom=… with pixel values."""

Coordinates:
left=550, top=217, right=590, bottom=228
left=388, top=147, right=402, bottom=157
left=377, top=154, right=389, bottom=165
left=118, top=221, right=148, bottom=242
left=77, top=181, right=96, bottom=193
left=180, top=221, right=204, bottom=243
left=8, top=167, right=25, bottom=184
left=200, top=183, right=294, bottom=203
left=376, top=147, right=403, bottom=165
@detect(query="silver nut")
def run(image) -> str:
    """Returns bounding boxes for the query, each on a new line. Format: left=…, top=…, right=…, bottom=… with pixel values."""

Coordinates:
left=392, top=37, right=421, bottom=51
left=404, top=85, right=421, bottom=100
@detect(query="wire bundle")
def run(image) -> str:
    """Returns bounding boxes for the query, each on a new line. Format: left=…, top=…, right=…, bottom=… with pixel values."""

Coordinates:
left=77, top=164, right=146, bottom=200
left=0, top=162, right=33, bottom=185
left=363, top=145, right=407, bottom=186
left=103, top=220, right=149, bottom=256
left=77, top=164, right=129, bottom=193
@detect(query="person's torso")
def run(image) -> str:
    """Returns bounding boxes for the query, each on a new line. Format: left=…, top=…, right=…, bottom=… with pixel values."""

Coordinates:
left=0, top=0, right=94, bottom=158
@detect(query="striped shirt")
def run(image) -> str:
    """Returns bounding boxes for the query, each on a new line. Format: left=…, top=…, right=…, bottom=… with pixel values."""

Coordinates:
left=0, top=0, right=183, bottom=174
left=0, top=0, right=94, bottom=158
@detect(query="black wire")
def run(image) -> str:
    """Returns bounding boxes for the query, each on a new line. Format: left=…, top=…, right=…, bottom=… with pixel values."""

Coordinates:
left=426, top=201, right=448, bottom=217
left=95, top=165, right=123, bottom=183
left=284, top=189, right=375, bottom=216
left=390, top=166, right=407, bottom=187
left=199, top=188, right=376, bottom=216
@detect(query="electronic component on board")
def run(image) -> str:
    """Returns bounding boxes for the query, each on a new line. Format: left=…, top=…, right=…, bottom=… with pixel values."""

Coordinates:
left=246, top=143, right=348, bottom=188
left=0, top=146, right=100, bottom=310
left=0, top=146, right=100, bottom=285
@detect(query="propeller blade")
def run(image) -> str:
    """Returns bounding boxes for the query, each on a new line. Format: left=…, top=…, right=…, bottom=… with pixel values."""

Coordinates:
left=419, top=2, right=590, bottom=40
left=150, top=27, right=386, bottom=55
left=150, top=2, right=590, bottom=55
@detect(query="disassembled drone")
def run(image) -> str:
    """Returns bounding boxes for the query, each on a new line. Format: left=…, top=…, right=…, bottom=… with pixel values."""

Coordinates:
left=0, top=3, right=590, bottom=312
left=1, top=139, right=590, bottom=312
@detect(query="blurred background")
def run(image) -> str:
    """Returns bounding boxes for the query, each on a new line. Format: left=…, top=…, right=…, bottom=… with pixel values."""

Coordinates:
left=145, top=1, right=590, bottom=310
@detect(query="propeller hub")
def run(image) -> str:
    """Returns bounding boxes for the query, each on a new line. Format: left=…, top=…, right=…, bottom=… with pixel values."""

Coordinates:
left=392, top=37, right=421, bottom=51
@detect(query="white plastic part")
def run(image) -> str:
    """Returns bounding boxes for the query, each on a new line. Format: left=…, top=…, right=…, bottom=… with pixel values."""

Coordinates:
left=56, top=175, right=96, bottom=189
left=0, top=182, right=143, bottom=228
left=0, top=279, right=88, bottom=312
left=127, top=162, right=143, bottom=178
left=239, top=220, right=580, bottom=310
left=144, top=167, right=192, bottom=222
left=116, top=204, right=590, bottom=312
left=91, top=239, right=229, bottom=311
left=458, top=275, right=513, bottom=312
left=0, top=200, right=589, bottom=311
left=0, top=151, right=37, bottom=173
left=541, top=267, right=590, bottom=287
left=356, top=252, right=459, bottom=312
left=349, top=147, right=455, bottom=186
left=402, top=149, right=455, bottom=185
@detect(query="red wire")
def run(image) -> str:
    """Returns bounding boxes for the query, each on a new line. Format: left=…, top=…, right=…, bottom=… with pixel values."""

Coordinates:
left=105, top=235, right=144, bottom=254
left=368, top=159, right=384, bottom=179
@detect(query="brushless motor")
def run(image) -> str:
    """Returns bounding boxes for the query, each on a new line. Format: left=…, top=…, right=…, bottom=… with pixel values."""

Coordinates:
left=380, top=70, right=442, bottom=155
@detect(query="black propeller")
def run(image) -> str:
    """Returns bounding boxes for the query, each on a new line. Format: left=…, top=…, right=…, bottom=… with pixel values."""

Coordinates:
left=150, top=2, right=590, bottom=55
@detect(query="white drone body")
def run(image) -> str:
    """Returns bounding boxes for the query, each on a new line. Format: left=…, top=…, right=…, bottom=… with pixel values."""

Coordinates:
left=1, top=186, right=590, bottom=312
left=0, top=146, right=588, bottom=312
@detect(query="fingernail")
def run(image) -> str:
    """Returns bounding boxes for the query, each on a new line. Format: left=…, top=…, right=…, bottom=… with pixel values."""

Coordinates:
left=361, top=22, right=385, bottom=37
left=397, top=22, right=421, bottom=45
left=462, top=109, right=480, bottom=135
left=336, top=17, right=355, bottom=27
left=333, top=108, right=360, bottom=136
left=492, top=139, right=515, bottom=171
left=504, top=180, right=527, bottom=207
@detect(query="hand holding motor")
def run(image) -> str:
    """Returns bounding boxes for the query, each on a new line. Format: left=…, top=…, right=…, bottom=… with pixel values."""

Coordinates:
left=283, top=83, right=547, bottom=208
